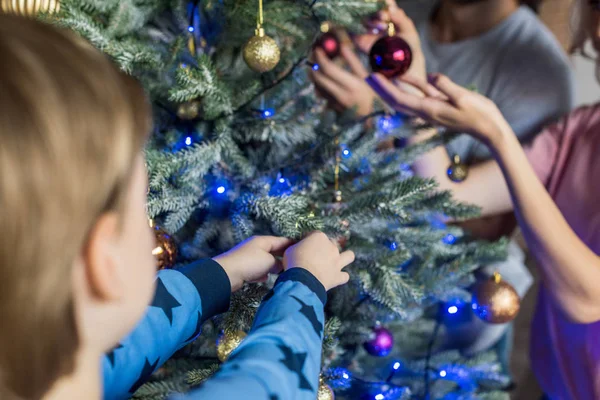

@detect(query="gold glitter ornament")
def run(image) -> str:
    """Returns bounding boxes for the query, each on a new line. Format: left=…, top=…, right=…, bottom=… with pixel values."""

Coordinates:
left=243, top=0, right=280, bottom=73
left=176, top=100, right=201, bottom=120
left=243, top=28, right=280, bottom=73
left=0, top=0, right=59, bottom=17
left=217, top=330, right=247, bottom=362
left=447, top=154, right=469, bottom=183
left=472, top=272, right=520, bottom=324
left=317, top=377, right=335, bottom=400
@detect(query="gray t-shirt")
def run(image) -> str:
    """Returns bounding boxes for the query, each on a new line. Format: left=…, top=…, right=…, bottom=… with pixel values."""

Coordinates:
left=405, top=3, right=574, bottom=162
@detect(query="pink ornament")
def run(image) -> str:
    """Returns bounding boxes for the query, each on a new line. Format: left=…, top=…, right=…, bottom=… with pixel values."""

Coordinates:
left=314, top=32, right=341, bottom=59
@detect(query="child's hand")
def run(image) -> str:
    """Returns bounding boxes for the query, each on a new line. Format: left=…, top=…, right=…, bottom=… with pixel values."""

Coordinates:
left=214, top=236, right=293, bottom=292
left=283, top=231, right=354, bottom=291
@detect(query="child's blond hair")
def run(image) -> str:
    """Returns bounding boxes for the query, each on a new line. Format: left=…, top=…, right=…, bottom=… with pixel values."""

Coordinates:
left=0, top=15, right=151, bottom=399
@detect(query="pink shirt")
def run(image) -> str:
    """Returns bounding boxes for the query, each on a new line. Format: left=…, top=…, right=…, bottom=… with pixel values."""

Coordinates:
left=525, top=104, right=600, bottom=399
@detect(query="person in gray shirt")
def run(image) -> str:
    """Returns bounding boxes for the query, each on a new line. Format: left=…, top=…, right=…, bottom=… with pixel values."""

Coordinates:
left=311, top=0, right=574, bottom=375
left=401, top=0, right=574, bottom=162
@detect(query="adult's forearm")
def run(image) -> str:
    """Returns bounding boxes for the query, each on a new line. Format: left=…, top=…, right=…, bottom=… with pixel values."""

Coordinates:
left=492, top=131, right=600, bottom=323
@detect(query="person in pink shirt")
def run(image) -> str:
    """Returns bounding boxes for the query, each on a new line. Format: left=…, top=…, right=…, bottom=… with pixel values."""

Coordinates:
left=353, top=0, right=600, bottom=397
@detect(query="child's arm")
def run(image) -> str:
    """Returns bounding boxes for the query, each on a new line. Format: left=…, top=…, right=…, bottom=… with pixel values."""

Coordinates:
left=171, top=267, right=327, bottom=400
left=102, top=236, right=293, bottom=400
left=102, top=259, right=232, bottom=400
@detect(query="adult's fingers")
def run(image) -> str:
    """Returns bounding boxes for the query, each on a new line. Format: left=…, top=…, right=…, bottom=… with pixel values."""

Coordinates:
left=310, top=69, right=347, bottom=102
left=429, top=74, right=469, bottom=106
left=366, top=73, right=424, bottom=116
left=314, top=48, right=361, bottom=88
left=387, top=3, right=418, bottom=36
left=339, top=250, right=356, bottom=268
left=354, top=33, right=378, bottom=55
left=368, top=74, right=459, bottom=123
left=340, top=44, right=369, bottom=79
left=400, top=74, right=447, bottom=100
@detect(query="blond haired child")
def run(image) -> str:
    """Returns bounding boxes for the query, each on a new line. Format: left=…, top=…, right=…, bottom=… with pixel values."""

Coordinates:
left=0, top=15, right=353, bottom=400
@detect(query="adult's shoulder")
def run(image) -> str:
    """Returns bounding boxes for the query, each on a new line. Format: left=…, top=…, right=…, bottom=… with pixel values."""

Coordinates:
left=501, top=7, right=571, bottom=73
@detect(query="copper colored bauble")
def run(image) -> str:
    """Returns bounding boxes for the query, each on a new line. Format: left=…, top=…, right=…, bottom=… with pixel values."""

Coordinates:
left=447, top=154, right=469, bottom=183
left=369, top=36, right=412, bottom=79
left=314, top=31, right=341, bottom=59
left=243, top=28, right=280, bottom=73
left=472, top=272, right=521, bottom=324
left=0, top=0, right=59, bottom=17
left=176, top=100, right=201, bottom=120
left=333, top=190, right=343, bottom=203
left=152, top=225, right=177, bottom=270
left=217, top=330, right=247, bottom=362
left=317, top=378, right=335, bottom=400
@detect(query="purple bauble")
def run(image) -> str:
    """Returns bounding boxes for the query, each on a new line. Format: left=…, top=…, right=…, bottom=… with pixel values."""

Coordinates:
left=363, top=326, right=394, bottom=357
left=369, top=36, right=412, bottom=79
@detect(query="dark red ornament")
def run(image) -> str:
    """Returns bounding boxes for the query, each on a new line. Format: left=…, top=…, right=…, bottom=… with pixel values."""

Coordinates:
left=369, top=36, right=412, bottom=78
left=314, top=32, right=341, bottom=59
left=363, top=326, right=394, bottom=357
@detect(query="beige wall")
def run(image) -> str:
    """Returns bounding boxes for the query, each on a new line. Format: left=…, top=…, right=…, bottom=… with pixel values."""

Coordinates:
left=539, top=0, right=597, bottom=105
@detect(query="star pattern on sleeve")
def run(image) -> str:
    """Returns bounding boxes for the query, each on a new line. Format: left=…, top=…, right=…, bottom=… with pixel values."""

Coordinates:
left=291, top=295, right=323, bottom=337
left=106, top=343, right=123, bottom=368
left=128, top=357, right=160, bottom=394
left=277, top=344, right=313, bottom=391
left=150, top=277, right=182, bottom=325
left=184, top=311, right=203, bottom=342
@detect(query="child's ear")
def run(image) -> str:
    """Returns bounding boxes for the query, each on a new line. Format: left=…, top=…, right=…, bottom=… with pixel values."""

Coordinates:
left=83, top=212, right=125, bottom=301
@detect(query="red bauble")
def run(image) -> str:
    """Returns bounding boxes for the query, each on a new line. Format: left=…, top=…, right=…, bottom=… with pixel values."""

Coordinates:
left=369, top=36, right=412, bottom=78
left=314, top=32, right=341, bottom=59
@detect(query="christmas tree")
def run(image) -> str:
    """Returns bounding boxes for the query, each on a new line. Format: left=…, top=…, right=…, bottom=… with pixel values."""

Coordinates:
left=40, top=0, right=512, bottom=398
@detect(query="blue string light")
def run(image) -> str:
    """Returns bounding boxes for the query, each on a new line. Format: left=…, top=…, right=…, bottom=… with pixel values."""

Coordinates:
left=341, top=144, right=352, bottom=159
left=216, top=186, right=225, bottom=194
left=312, top=63, right=320, bottom=71
left=442, top=233, right=457, bottom=244
left=447, top=305, right=458, bottom=314
left=188, top=26, right=194, bottom=32
left=185, top=136, right=192, bottom=146
left=270, top=173, right=292, bottom=196
left=375, top=394, right=384, bottom=400
left=377, top=113, right=405, bottom=134
left=440, top=370, right=447, bottom=378
left=393, top=362, right=401, bottom=370
left=261, top=108, right=275, bottom=119
left=389, top=241, right=398, bottom=251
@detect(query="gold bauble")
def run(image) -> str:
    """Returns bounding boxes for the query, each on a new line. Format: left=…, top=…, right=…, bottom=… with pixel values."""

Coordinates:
left=151, top=224, right=177, bottom=270
left=472, top=272, right=520, bottom=324
left=176, top=100, right=201, bottom=120
left=0, top=0, right=59, bottom=17
left=447, top=154, right=469, bottom=183
left=317, top=378, right=335, bottom=400
left=217, top=330, right=247, bottom=362
left=243, top=28, right=280, bottom=73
